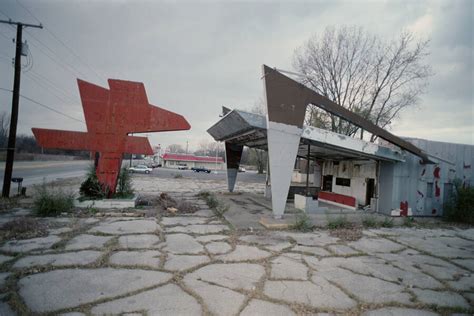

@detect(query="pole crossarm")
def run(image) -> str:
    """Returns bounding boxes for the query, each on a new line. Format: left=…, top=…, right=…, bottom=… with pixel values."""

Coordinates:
left=0, top=19, right=43, bottom=29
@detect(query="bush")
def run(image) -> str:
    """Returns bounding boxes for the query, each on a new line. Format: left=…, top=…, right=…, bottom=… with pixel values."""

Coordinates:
left=293, top=212, right=314, bottom=232
left=327, top=215, right=351, bottom=229
left=115, top=167, right=134, bottom=199
left=79, top=165, right=106, bottom=200
left=444, top=183, right=474, bottom=224
left=381, top=217, right=394, bottom=228
left=34, top=184, right=74, bottom=216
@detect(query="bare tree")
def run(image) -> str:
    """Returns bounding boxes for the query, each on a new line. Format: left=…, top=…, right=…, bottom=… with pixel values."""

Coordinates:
left=167, top=144, right=186, bottom=154
left=293, top=26, right=432, bottom=141
left=194, top=140, right=224, bottom=159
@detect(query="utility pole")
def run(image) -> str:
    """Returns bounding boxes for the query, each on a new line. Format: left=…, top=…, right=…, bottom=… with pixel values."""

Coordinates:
left=1, top=19, right=42, bottom=197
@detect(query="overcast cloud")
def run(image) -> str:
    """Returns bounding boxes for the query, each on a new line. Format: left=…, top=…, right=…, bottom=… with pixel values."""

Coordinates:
left=0, top=0, right=472, bottom=151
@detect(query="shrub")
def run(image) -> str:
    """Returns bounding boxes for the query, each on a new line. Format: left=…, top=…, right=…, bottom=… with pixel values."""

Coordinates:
left=115, top=167, right=134, bottom=199
left=293, top=212, right=314, bottom=232
left=362, top=215, right=378, bottom=228
left=444, top=182, right=474, bottom=224
left=403, top=217, right=415, bottom=227
left=34, top=184, right=74, bottom=216
left=79, top=164, right=105, bottom=200
left=381, top=217, right=394, bottom=228
left=327, top=215, right=350, bottom=229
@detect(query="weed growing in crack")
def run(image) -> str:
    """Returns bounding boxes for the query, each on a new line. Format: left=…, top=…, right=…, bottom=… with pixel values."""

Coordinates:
left=34, top=182, right=74, bottom=216
left=381, top=217, right=394, bottom=228
left=327, top=215, right=351, bottom=229
left=403, top=217, right=416, bottom=227
left=362, top=215, right=378, bottom=228
left=293, top=212, right=314, bottom=232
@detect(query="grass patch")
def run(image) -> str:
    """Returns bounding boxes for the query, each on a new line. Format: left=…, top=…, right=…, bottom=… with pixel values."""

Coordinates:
left=197, top=191, right=227, bottom=218
left=293, top=212, right=314, bottom=232
left=403, top=217, right=416, bottom=227
left=381, top=217, right=394, bottom=228
left=33, top=183, right=74, bottom=217
left=327, top=215, right=351, bottom=229
left=0, top=217, right=48, bottom=241
left=362, top=215, right=378, bottom=228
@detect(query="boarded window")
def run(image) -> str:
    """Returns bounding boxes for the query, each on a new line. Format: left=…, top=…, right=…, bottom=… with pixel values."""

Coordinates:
left=335, top=177, right=351, bottom=187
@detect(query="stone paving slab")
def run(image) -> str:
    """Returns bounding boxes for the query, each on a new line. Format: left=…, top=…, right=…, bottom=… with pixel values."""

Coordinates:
left=109, top=250, right=161, bottom=268
left=183, top=276, right=246, bottom=316
left=19, top=268, right=172, bottom=313
left=205, top=241, right=231, bottom=254
left=89, top=219, right=160, bottom=235
left=118, top=234, right=161, bottom=249
left=216, top=245, right=271, bottom=262
left=90, top=284, right=202, bottom=315
left=164, top=254, right=210, bottom=271
left=13, top=251, right=102, bottom=269
left=163, top=233, right=204, bottom=254
left=162, top=216, right=209, bottom=226
left=0, top=254, right=14, bottom=264
left=362, top=307, right=440, bottom=316
left=264, top=278, right=357, bottom=309
left=241, top=299, right=295, bottom=316
left=195, top=234, right=228, bottom=243
left=65, top=234, right=113, bottom=251
left=166, top=224, right=229, bottom=234
left=186, top=263, right=265, bottom=291
left=412, top=289, right=470, bottom=308
left=270, top=255, right=308, bottom=280
left=0, top=235, right=61, bottom=253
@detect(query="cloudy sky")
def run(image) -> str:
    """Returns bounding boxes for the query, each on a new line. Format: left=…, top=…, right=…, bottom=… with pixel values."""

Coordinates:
left=0, top=0, right=472, bottom=152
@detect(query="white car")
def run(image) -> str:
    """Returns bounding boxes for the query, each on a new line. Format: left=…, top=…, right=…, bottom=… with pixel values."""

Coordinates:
left=129, top=164, right=152, bottom=174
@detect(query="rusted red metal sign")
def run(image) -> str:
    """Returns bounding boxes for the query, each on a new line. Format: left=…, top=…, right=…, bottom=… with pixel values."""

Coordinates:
left=33, top=79, right=190, bottom=194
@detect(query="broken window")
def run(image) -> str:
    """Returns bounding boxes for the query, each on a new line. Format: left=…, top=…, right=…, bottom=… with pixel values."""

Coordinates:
left=336, top=177, right=351, bottom=187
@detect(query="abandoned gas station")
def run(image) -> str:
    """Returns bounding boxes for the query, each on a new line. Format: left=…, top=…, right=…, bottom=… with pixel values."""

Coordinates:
left=208, top=65, right=474, bottom=219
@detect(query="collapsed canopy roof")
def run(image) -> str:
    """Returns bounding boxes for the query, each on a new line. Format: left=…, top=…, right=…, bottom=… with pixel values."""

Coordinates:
left=207, top=109, right=405, bottom=162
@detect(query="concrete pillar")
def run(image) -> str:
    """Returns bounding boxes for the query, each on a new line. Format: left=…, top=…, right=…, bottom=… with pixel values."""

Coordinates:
left=262, top=65, right=308, bottom=218
left=225, top=142, right=243, bottom=192
left=267, top=122, right=302, bottom=218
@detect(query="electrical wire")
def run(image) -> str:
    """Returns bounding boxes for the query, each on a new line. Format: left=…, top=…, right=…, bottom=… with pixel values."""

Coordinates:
left=0, top=87, right=84, bottom=123
left=15, top=0, right=106, bottom=82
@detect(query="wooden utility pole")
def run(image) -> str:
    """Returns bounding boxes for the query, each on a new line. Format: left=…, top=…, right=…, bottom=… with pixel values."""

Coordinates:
left=0, top=19, right=42, bottom=197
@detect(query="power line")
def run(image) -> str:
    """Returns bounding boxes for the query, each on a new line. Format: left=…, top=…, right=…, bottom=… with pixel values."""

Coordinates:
left=15, top=0, right=106, bottom=82
left=0, top=87, right=84, bottom=123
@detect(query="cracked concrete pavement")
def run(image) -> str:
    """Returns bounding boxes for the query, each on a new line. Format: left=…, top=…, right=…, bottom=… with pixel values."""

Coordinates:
left=0, top=177, right=473, bottom=315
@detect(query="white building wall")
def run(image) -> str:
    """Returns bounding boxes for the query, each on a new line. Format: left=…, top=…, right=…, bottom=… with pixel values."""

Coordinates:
left=322, top=160, right=376, bottom=206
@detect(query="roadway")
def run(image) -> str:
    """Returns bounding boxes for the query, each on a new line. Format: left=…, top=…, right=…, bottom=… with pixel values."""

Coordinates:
left=0, top=160, right=266, bottom=191
left=0, top=160, right=91, bottom=189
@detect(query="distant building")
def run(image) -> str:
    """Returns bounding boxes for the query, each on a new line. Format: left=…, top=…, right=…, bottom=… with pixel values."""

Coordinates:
left=162, top=153, right=225, bottom=170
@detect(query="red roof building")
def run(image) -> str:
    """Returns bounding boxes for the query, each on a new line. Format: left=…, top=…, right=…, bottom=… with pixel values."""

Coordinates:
left=161, top=153, right=224, bottom=170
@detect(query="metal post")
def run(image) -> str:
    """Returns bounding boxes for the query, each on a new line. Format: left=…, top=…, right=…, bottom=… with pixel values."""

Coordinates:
left=306, top=143, right=311, bottom=196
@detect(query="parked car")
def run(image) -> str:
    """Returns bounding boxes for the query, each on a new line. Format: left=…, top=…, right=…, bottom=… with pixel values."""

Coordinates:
left=178, top=166, right=188, bottom=170
left=151, top=163, right=162, bottom=168
left=129, top=164, right=152, bottom=174
left=238, top=167, right=246, bottom=172
left=191, top=167, right=211, bottom=173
